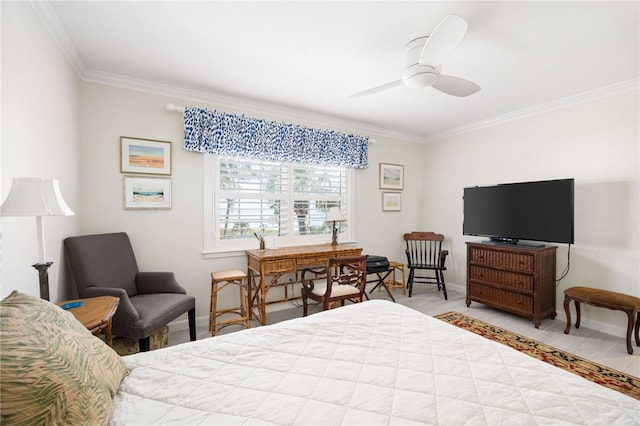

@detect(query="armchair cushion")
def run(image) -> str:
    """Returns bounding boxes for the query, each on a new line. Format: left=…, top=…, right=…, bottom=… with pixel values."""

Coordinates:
left=136, top=272, right=186, bottom=295
left=127, top=293, right=195, bottom=338
left=0, top=291, right=127, bottom=425
left=309, top=282, right=361, bottom=298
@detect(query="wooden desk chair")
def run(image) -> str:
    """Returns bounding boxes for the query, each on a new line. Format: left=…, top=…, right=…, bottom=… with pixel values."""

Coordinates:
left=300, top=256, right=368, bottom=316
left=404, top=232, right=449, bottom=299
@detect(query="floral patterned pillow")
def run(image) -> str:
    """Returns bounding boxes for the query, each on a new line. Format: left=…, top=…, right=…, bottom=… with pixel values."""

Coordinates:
left=1, top=290, right=127, bottom=425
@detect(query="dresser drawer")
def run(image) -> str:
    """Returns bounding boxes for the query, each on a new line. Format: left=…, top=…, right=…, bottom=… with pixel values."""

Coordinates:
left=468, top=247, right=534, bottom=272
left=468, top=266, right=533, bottom=292
left=469, top=284, right=533, bottom=316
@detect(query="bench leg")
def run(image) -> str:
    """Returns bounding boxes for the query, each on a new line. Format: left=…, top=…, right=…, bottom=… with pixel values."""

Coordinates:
left=563, top=296, right=572, bottom=334
left=574, top=300, right=581, bottom=329
left=635, top=311, right=640, bottom=347
left=625, top=310, right=634, bottom=355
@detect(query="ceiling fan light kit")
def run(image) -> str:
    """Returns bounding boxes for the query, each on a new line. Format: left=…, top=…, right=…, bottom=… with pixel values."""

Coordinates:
left=402, top=65, right=439, bottom=89
left=351, top=14, right=481, bottom=98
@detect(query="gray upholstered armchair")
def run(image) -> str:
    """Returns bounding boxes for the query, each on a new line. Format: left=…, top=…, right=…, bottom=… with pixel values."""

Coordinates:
left=64, top=232, right=196, bottom=351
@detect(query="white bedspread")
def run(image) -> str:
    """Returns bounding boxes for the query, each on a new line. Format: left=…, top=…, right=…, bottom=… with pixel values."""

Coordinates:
left=110, top=300, right=639, bottom=425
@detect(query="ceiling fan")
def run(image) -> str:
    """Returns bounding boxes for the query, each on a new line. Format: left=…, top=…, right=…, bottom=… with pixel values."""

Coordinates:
left=351, top=15, right=481, bottom=98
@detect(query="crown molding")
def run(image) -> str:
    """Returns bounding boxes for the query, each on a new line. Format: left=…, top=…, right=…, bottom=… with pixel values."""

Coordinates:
left=82, top=70, right=424, bottom=144
left=79, top=70, right=640, bottom=146
left=422, top=78, right=640, bottom=143
left=30, top=1, right=86, bottom=77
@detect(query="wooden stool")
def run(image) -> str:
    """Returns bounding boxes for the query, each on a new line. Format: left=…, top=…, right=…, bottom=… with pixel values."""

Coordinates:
left=385, top=261, right=406, bottom=295
left=210, top=270, right=251, bottom=336
left=563, top=286, right=640, bottom=354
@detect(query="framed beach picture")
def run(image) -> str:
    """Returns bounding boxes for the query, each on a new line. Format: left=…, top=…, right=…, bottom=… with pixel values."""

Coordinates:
left=124, top=176, right=171, bottom=209
left=382, top=192, right=401, bottom=211
left=121, top=137, right=172, bottom=175
left=379, top=163, right=404, bottom=190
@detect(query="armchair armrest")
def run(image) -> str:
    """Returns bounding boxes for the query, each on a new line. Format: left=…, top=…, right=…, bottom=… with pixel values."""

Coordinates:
left=300, top=267, right=327, bottom=292
left=80, top=286, right=140, bottom=322
left=439, top=249, right=449, bottom=268
left=136, top=272, right=186, bottom=295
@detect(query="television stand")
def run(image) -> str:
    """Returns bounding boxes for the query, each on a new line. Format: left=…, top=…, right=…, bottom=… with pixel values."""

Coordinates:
left=484, top=237, right=545, bottom=248
left=488, top=237, right=519, bottom=245
left=466, top=242, right=557, bottom=328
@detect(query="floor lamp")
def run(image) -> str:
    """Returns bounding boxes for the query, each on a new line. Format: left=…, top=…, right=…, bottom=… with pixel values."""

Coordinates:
left=0, top=177, right=75, bottom=301
left=325, top=207, right=346, bottom=245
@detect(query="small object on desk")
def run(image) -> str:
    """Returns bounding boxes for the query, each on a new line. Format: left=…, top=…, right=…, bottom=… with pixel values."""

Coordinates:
left=254, top=232, right=265, bottom=249
left=60, top=301, right=84, bottom=310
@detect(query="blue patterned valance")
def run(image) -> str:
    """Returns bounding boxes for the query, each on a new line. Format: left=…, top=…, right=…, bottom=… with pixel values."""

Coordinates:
left=183, top=107, right=368, bottom=168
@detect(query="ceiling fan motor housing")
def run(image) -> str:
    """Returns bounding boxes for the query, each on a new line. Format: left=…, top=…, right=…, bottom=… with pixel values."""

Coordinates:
left=402, top=65, right=439, bottom=88
left=403, top=37, right=439, bottom=88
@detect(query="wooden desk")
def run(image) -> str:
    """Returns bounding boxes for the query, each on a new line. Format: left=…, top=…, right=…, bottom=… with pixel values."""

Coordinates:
left=57, top=296, right=120, bottom=347
left=247, top=243, right=362, bottom=325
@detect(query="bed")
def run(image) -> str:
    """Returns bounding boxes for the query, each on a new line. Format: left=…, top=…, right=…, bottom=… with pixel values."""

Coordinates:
left=1, top=292, right=638, bottom=425
left=112, top=300, right=638, bottom=425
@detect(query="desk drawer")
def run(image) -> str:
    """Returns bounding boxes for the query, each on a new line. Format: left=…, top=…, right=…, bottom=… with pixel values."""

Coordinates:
left=262, top=259, right=295, bottom=274
left=296, top=255, right=329, bottom=267
left=296, top=250, right=363, bottom=268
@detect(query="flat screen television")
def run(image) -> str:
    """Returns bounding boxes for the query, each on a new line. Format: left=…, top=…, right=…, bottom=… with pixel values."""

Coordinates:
left=463, top=178, right=574, bottom=246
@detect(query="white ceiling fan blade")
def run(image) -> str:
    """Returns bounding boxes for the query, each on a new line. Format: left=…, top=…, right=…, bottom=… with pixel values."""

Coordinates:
left=432, top=75, right=481, bottom=97
left=349, top=80, right=403, bottom=98
left=419, top=15, right=468, bottom=67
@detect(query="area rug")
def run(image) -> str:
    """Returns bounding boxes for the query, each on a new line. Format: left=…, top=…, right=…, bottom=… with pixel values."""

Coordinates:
left=434, top=311, right=640, bottom=400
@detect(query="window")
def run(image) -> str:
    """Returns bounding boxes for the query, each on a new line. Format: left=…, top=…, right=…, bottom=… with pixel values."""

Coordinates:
left=204, top=155, right=354, bottom=253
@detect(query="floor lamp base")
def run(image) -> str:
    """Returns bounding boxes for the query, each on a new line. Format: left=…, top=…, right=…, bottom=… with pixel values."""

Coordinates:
left=32, top=262, right=53, bottom=301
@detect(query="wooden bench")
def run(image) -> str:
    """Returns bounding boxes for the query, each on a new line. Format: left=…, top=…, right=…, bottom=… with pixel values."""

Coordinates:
left=563, top=286, right=640, bottom=354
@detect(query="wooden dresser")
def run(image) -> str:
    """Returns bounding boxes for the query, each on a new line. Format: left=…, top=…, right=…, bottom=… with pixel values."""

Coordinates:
left=466, top=242, right=557, bottom=328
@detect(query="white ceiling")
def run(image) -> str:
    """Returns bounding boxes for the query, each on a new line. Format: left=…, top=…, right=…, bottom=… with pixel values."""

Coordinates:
left=41, top=1, right=639, bottom=142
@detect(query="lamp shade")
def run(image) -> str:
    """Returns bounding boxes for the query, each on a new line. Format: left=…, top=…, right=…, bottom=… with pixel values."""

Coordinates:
left=0, top=177, right=74, bottom=217
left=325, top=207, right=346, bottom=222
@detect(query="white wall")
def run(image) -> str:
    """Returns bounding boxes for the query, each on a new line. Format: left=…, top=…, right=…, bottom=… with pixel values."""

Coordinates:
left=78, top=82, right=424, bottom=328
left=1, top=2, right=80, bottom=300
left=422, top=89, right=640, bottom=335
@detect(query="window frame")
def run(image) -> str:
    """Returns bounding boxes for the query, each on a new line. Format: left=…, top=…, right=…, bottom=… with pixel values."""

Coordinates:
left=203, top=154, right=355, bottom=257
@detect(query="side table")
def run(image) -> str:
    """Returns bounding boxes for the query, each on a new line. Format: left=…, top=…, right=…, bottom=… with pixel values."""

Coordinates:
left=56, top=296, right=120, bottom=347
left=385, top=261, right=406, bottom=295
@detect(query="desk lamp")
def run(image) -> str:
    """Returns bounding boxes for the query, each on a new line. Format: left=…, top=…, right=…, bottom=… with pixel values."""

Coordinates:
left=0, top=177, right=75, bottom=300
left=325, top=207, right=346, bottom=245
